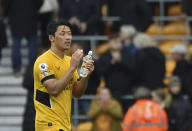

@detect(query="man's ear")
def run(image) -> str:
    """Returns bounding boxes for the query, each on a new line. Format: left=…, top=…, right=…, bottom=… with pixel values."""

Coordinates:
left=49, top=35, right=55, bottom=42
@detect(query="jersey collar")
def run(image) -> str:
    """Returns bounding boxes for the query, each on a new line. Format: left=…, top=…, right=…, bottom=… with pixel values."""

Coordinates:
left=49, top=49, right=65, bottom=61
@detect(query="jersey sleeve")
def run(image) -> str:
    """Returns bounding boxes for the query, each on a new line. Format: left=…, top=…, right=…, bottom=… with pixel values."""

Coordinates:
left=35, top=58, right=56, bottom=84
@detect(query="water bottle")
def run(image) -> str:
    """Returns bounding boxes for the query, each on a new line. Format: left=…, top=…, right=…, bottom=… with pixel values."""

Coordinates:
left=79, top=51, right=93, bottom=77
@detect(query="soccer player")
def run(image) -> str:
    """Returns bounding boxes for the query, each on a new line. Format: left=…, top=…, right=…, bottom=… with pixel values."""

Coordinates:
left=33, top=21, right=94, bottom=131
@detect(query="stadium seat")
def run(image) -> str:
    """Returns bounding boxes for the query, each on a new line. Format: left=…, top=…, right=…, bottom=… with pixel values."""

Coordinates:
left=165, top=59, right=176, bottom=76
left=101, top=4, right=107, bottom=17
left=158, top=40, right=183, bottom=56
left=96, top=78, right=106, bottom=94
left=168, top=4, right=182, bottom=16
left=164, top=22, right=188, bottom=36
left=188, top=44, right=192, bottom=56
left=77, top=122, right=92, bottom=131
left=146, top=23, right=163, bottom=36
left=95, top=42, right=109, bottom=56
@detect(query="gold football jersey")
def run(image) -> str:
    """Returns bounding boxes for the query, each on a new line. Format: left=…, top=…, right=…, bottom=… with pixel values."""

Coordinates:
left=34, top=50, right=79, bottom=131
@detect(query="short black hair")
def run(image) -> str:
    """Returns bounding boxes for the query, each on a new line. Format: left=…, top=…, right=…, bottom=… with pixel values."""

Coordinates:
left=47, top=20, right=71, bottom=36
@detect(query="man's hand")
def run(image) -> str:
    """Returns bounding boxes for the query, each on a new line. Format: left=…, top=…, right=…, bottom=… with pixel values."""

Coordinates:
left=99, top=92, right=110, bottom=108
left=85, top=60, right=94, bottom=75
left=72, top=56, right=94, bottom=98
left=80, top=22, right=87, bottom=33
left=70, top=49, right=83, bottom=70
left=69, top=17, right=80, bottom=25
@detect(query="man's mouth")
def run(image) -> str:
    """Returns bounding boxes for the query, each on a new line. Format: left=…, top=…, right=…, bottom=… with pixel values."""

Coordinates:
left=65, top=41, right=71, bottom=45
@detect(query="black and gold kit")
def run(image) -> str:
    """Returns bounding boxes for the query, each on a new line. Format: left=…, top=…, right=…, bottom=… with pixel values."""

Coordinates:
left=34, top=50, right=79, bottom=131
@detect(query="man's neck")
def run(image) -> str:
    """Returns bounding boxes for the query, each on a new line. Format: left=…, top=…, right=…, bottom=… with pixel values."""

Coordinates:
left=51, top=46, right=65, bottom=59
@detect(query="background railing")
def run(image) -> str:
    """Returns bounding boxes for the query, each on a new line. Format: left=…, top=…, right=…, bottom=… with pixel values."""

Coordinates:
left=71, top=95, right=134, bottom=125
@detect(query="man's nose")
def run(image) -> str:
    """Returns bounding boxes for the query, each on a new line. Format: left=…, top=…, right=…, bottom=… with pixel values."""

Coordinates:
left=66, top=34, right=71, bottom=39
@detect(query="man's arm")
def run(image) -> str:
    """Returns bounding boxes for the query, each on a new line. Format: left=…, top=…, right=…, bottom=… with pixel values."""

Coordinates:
left=72, top=60, right=94, bottom=98
left=72, top=77, right=89, bottom=98
left=43, top=49, right=83, bottom=97
left=43, top=67, right=76, bottom=96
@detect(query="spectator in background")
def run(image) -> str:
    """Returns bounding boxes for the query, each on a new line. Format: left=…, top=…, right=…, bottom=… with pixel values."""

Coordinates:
left=96, top=33, right=134, bottom=113
left=151, top=88, right=172, bottom=109
left=0, top=0, right=7, bottom=61
left=22, top=61, right=35, bottom=131
left=170, top=44, right=192, bottom=98
left=87, top=88, right=123, bottom=131
left=38, top=0, right=59, bottom=48
left=105, top=0, right=152, bottom=32
left=59, top=0, right=101, bottom=35
left=133, top=33, right=166, bottom=90
left=2, top=0, right=43, bottom=75
left=122, top=87, right=168, bottom=131
left=119, top=25, right=137, bottom=57
left=22, top=47, right=48, bottom=131
left=166, top=76, right=192, bottom=131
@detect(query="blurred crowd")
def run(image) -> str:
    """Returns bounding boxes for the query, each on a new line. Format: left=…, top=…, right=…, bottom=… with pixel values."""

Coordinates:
left=0, top=0, right=192, bottom=131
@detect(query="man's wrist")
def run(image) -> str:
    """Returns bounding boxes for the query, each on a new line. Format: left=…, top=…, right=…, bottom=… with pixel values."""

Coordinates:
left=69, top=66, right=76, bottom=73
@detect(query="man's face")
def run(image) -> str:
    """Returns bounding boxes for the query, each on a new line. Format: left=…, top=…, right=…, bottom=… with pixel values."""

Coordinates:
left=109, top=38, right=122, bottom=51
left=99, top=89, right=111, bottom=102
left=172, top=53, right=184, bottom=61
left=52, top=25, right=72, bottom=51
left=151, top=91, right=162, bottom=104
left=170, top=84, right=181, bottom=95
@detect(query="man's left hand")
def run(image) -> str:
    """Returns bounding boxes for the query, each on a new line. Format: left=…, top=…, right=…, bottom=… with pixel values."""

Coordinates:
left=85, top=60, right=94, bottom=75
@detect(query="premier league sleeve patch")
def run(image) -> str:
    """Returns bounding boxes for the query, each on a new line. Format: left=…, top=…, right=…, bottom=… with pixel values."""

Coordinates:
left=39, top=62, right=48, bottom=71
left=37, top=62, right=56, bottom=84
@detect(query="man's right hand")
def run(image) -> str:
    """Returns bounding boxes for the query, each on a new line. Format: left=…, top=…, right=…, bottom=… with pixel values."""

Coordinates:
left=70, top=49, right=83, bottom=70
left=69, top=17, right=79, bottom=25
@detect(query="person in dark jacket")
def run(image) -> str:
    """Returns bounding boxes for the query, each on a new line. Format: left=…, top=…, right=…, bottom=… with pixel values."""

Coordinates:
left=22, top=47, right=47, bottom=131
left=96, top=34, right=134, bottom=112
left=166, top=76, right=192, bottom=131
left=59, top=0, right=101, bottom=35
left=170, top=44, right=192, bottom=101
left=133, top=33, right=166, bottom=90
left=22, top=64, right=35, bottom=131
left=2, top=0, right=43, bottom=74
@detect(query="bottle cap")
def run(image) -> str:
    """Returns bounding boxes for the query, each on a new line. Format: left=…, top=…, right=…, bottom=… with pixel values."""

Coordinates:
left=88, top=51, right=92, bottom=55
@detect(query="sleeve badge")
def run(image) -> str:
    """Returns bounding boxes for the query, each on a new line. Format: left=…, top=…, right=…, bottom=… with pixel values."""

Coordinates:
left=39, top=62, right=48, bottom=71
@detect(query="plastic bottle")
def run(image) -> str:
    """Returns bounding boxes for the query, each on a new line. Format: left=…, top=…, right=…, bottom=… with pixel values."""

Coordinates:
left=79, top=51, right=93, bottom=77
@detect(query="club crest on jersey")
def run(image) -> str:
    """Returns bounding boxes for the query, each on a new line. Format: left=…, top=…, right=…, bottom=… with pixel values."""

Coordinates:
left=39, top=62, right=48, bottom=71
